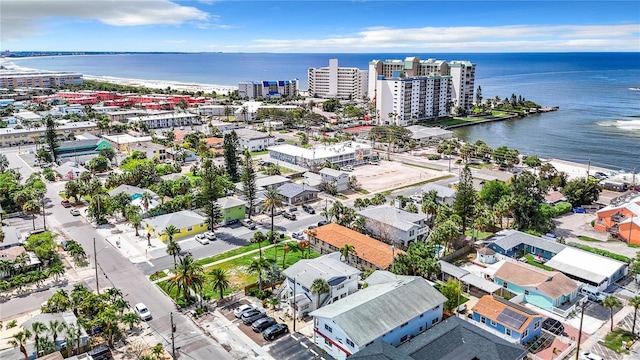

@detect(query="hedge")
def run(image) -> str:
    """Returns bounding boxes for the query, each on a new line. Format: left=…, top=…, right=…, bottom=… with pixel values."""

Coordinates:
left=567, top=242, right=631, bottom=263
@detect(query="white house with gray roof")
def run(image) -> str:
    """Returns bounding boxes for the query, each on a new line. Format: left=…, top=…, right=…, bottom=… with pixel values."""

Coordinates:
left=310, top=271, right=446, bottom=360
left=419, top=183, right=457, bottom=206
left=357, top=205, right=429, bottom=248
left=231, top=128, right=275, bottom=152
left=319, top=167, right=350, bottom=192
left=282, top=253, right=361, bottom=318
left=277, top=183, right=319, bottom=205
left=486, top=229, right=566, bottom=262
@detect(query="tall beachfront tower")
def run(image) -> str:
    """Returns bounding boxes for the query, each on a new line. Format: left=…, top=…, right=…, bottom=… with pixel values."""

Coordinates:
left=308, top=59, right=368, bottom=100
left=368, top=56, right=475, bottom=122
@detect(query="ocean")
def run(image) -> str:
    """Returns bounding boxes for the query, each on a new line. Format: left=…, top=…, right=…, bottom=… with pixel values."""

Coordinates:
left=7, top=52, right=640, bottom=171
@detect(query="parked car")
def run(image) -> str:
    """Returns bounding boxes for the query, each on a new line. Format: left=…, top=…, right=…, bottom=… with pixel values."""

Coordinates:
left=241, top=309, right=266, bottom=325
left=341, top=165, right=354, bottom=172
left=580, top=352, right=603, bottom=360
left=572, top=207, right=586, bottom=213
left=292, top=232, right=304, bottom=240
left=368, top=160, right=380, bottom=165
left=542, top=318, right=565, bottom=335
left=263, top=323, right=289, bottom=340
left=61, top=200, right=72, bottom=208
left=283, top=212, right=297, bottom=220
left=275, top=138, right=285, bottom=142
left=134, top=303, right=152, bottom=321
left=302, top=204, right=315, bottom=214
left=409, top=194, right=423, bottom=203
left=241, top=219, right=257, bottom=230
left=70, top=209, right=80, bottom=216
left=88, top=345, right=113, bottom=360
left=234, top=304, right=256, bottom=318
left=251, top=317, right=277, bottom=332
left=195, top=234, right=210, bottom=245
left=204, top=231, right=216, bottom=240
left=317, top=220, right=329, bottom=227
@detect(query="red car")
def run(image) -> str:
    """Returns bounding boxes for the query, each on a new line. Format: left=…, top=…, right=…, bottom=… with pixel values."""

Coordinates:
left=61, top=200, right=72, bottom=208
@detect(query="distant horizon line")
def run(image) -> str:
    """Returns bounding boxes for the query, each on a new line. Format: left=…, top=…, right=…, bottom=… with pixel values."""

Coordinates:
left=4, top=51, right=640, bottom=55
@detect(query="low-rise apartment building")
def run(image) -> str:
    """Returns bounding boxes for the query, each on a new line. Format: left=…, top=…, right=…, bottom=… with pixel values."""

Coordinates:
left=0, top=121, right=99, bottom=147
left=357, top=205, right=429, bottom=248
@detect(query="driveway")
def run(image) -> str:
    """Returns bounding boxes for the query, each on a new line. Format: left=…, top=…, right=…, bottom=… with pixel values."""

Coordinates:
left=267, top=333, right=327, bottom=360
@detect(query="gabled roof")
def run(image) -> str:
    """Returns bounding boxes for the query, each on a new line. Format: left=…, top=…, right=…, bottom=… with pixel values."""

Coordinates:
left=217, top=196, right=246, bottom=209
left=349, top=340, right=414, bottom=360
left=108, top=184, right=147, bottom=197
left=311, top=223, right=400, bottom=269
left=319, top=167, right=348, bottom=178
left=488, top=229, right=566, bottom=255
left=472, top=295, right=541, bottom=332
left=358, top=205, right=426, bottom=231
left=420, top=183, right=457, bottom=198
left=0, top=226, right=22, bottom=248
left=494, top=262, right=579, bottom=299
left=143, top=210, right=206, bottom=233
left=596, top=195, right=640, bottom=216
left=56, top=161, right=88, bottom=177
left=59, top=138, right=102, bottom=150
left=545, top=247, right=627, bottom=284
left=277, top=183, right=319, bottom=198
left=255, top=174, right=290, bottom=189
left=310, top=271, right=446, bottom=347
left=282, top=253, right=361, bottom=289
left=398, top=316, right=529, bottom=360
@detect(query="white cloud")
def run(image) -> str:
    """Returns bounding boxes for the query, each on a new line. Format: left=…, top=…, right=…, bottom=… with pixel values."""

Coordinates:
left=1, top=0, right=210, bottom=42
left=245, top=24, right=640, bottom=52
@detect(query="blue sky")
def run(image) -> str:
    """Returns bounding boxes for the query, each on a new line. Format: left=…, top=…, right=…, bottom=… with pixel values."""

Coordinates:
left=3, top=0, right=640, bottom=52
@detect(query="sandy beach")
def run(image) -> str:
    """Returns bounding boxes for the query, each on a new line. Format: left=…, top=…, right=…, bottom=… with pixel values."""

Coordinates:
left=546, top=158, right=616, bottom=181
left=1, top=57, right=237, bottom=95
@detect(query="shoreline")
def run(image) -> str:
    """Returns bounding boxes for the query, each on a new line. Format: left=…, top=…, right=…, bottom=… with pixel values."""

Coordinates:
left=1, top=57, right=238, bottom=95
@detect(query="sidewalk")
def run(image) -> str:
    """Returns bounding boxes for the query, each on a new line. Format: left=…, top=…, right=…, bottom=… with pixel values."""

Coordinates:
left=92, top=219, right=168, bottom=264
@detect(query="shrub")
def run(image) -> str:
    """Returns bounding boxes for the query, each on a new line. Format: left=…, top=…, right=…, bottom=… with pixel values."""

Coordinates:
left=248, top=288, right=267, bottom=299
left=427, top=154, right=441, bottom=160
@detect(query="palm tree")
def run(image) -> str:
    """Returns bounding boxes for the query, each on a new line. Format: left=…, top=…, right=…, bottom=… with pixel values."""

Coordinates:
left=249, top=258, right=272, bottom=292
left=339, top=244, right=356, bottom=264
left=64, top=180, right=81, bottom=203
left=121, top=312, right=141, bottom=331
left=47, top=262, right=65, bottom=282
left=151, top=344, right=164, bottom=360
left=629, top=295, right=640, bottom=336
left=9, top=330, right=32, bottom=360
left=603, top=295, right=623, bottom=332
left=0, top=228, right=4, bottom=243
left=311, top=278, right=330, bottom=309
left=262, top=188, right=283, bottom=261
left=64, top=322, right=82, bottom=356
left=31, top=321, right=48, bottom=356
left=98, top=308, right=120, bottom=348
left=140, top=191, right=154, bottom=214
left=210, top=268, right=231, bottom=300
left=128, top=212, right=142, bottom=237
left=167, top=255, right=205, bottom=304
left=23, top=199, right=41, bottom=230
left=162, top=225, right=180, bottom=242
left=0, top=153, right=9, bottom=173
left=251, top=231, right=266, bottom=263
left=166, top=239, right=181, bottom=267
left=48, top=319, right=66, bottom=345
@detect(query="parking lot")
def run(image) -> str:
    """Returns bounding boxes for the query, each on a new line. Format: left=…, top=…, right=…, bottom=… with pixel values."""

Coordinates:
left=350, top=161, right=443, bottom=193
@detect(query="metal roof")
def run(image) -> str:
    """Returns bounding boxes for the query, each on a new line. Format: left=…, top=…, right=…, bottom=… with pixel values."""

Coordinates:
left=489, top=229, right=566, bottom=254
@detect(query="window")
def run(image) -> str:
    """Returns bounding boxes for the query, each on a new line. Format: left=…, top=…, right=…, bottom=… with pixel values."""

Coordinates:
left=490, top=320, right=496, bottom=326
left=534, top=321, right=540, bottom=329
left=524, top=290, right=530, bottom=295
left=187, top=226, right=193, bottom=232
left=503, top=282, right=508, bottom=289
left=506, top=328, right=512, bottom=336
left=523, top=329, right=528, bottom=338
left=481, top=316, right=486, bottom=323
left=401, top=322, right=408, bottom=328
left=431, top=318, right=439, bottom=325
left=400, top=335, right=408, bottom=342
left=346, top=339, right=354, bottom=347
left=324, top=339, right=332, bottom=347
left=324, top=324, right=332, bottom=333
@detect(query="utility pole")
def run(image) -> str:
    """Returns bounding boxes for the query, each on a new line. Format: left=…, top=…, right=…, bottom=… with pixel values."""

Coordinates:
left=93, top=237, right=99, bottom=294
left=586, top=159, right=591, bottom=179
left=171, top=312, right=176, bottom=359
left=575, top=301, right=587, bottom=360
left=293, top=277, right=297, bottom=332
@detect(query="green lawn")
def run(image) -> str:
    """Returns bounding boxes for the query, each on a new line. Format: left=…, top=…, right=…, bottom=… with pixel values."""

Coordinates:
left=149, top=270, right=167, bottom=281
left=523, top=254, right=555, bottom=271
left=577, top=235, right=604, bottom=242
left=403, top=162, right=443, bottom=171
left=249, top=150, right=269, bottom=156
left=604, top=328, right=634, bottom=354
left=464, top=230, right=494, bottom=240
left=195, top=240, right=271, bottom=266
left=358, top=189, right=370, bottom=195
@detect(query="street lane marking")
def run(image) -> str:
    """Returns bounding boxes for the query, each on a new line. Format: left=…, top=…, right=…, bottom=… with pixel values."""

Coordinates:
left=146, top=261, right=154, bottom=267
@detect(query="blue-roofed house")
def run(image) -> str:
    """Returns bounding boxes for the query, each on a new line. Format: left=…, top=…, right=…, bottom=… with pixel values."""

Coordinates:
left=471, top=295, right=544, bottom=344
left=276, top=183, right=319, bottom=205
left=487, top=229, right=566, bottom=261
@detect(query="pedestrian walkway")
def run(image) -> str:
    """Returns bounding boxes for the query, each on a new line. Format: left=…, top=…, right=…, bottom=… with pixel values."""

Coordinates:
left=94, top=220, right=167, bottom=264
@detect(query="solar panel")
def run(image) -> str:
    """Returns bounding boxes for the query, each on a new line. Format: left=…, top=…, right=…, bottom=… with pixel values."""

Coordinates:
left=497, top=308, right=527, bottom=329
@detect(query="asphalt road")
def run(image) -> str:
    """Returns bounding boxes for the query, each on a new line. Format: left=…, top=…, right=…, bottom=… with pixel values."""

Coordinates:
left=4, top=147, right=234, bottom=360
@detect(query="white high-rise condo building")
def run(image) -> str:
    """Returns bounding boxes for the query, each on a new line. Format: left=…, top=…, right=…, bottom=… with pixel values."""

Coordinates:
left=375, top=75, right=452, bottom=126
left=368, top=57, right=476, bottom=121
left=238, top=79, right=298, bottom=100
left=308, top=59, right=368, bottom=100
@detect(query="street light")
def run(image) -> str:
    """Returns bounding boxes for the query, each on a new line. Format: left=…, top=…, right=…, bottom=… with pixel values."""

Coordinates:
left=574, top=299, right=589, bottom=360
left=292, top=276, right=297, bottom=332
left=93, top=237, right=109, bottom=294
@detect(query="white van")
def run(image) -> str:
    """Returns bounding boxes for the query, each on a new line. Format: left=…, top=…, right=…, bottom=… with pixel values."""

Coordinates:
left=580, top=287, right=606, bottom=303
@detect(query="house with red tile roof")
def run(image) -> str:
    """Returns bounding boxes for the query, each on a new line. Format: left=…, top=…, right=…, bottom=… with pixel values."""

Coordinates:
left=307, top=223, right=402, bottom=271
